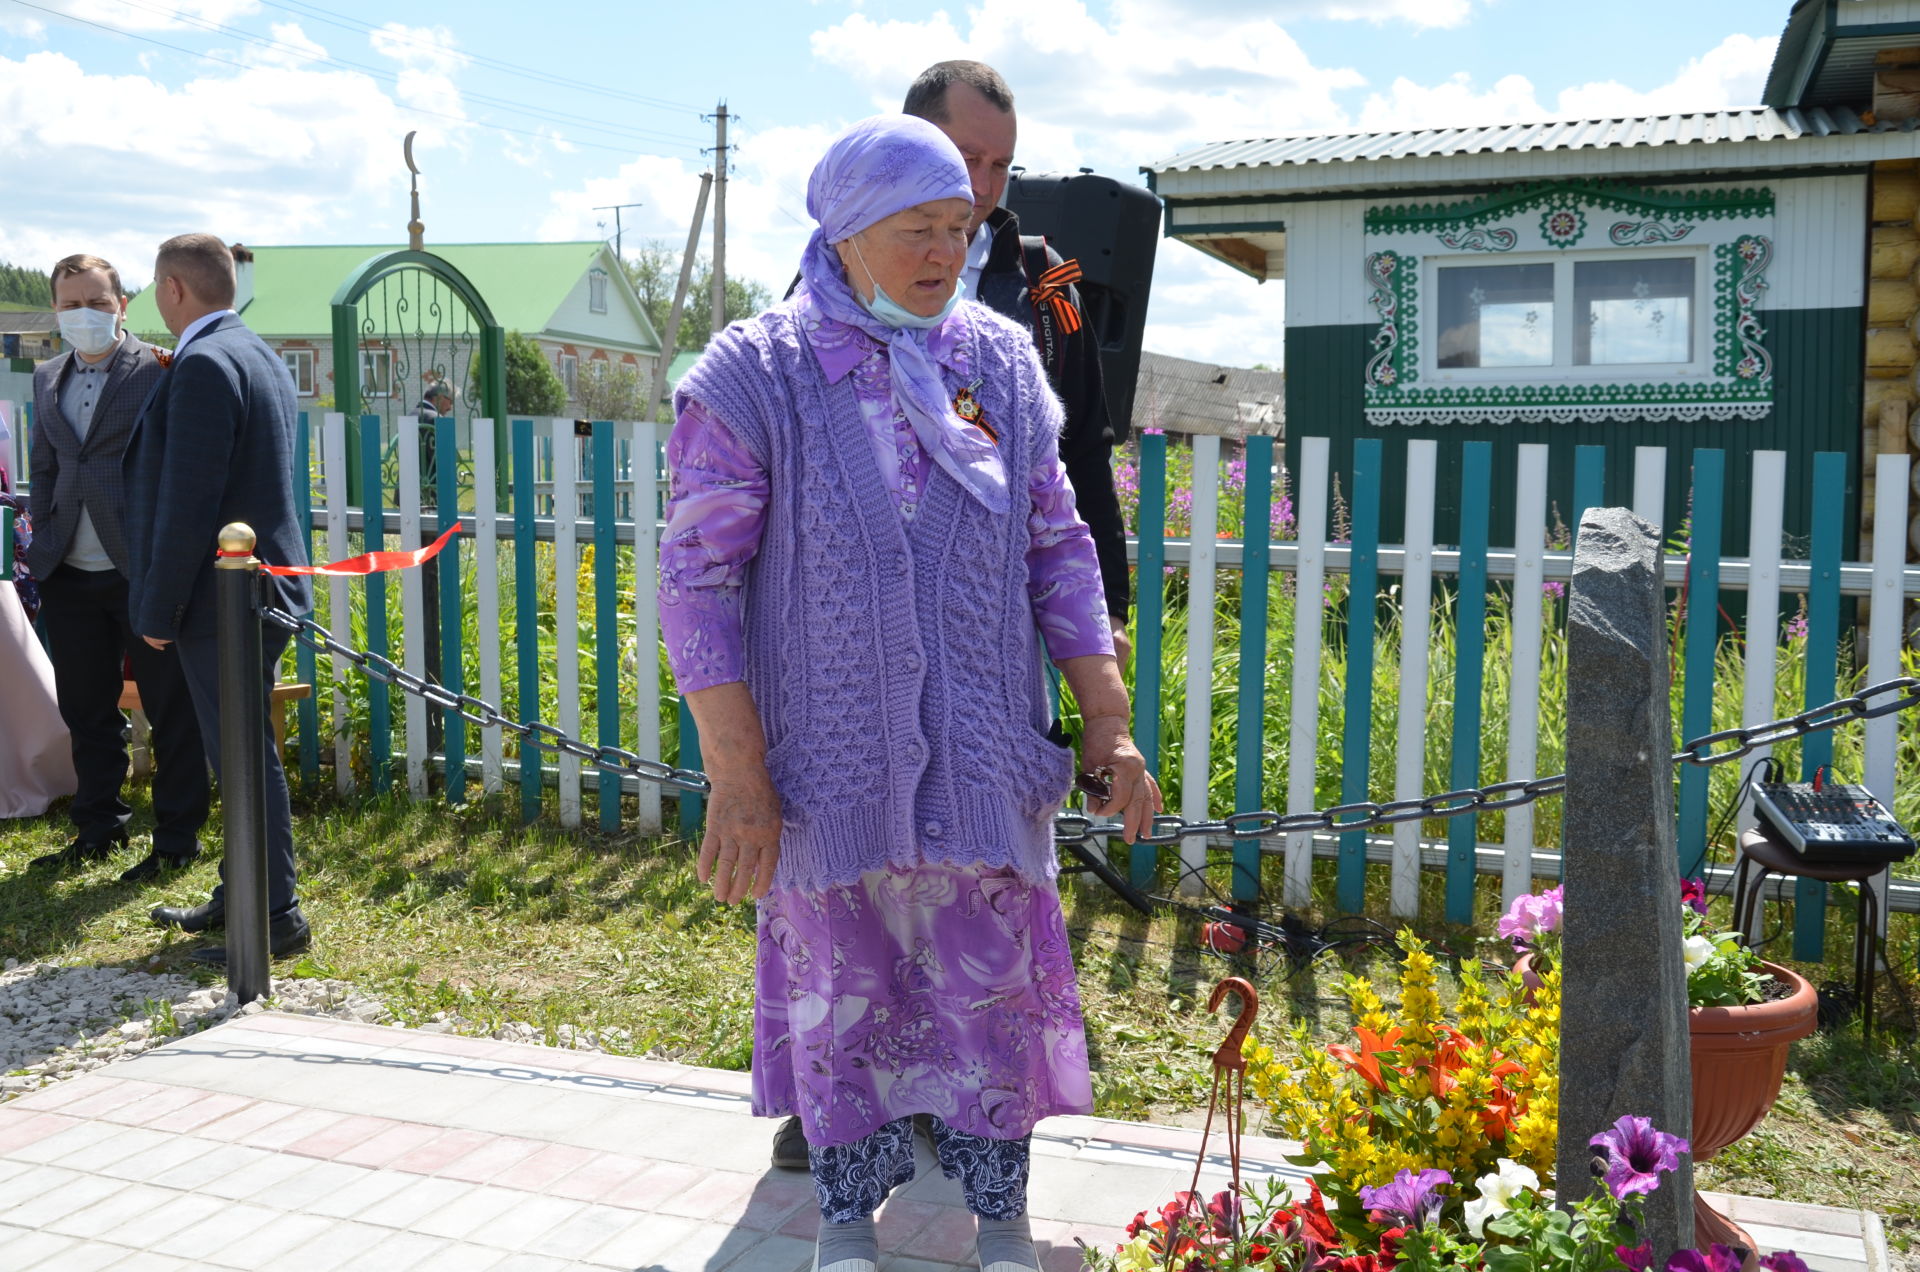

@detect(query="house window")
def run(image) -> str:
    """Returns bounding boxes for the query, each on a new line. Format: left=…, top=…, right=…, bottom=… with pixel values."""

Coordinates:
left=282, top=348, right=316, bottom=396
left=588, top=269, right=609, bottom=314
left=1436, top=264, right=1555, bottom=369
left=1428, top=251, right=1701, bottom=379
left=360, top=348, right=394, bottom=398
left=559, top=352, right=578, bottom=396
left=1574, top=257, right=1694, bottom=366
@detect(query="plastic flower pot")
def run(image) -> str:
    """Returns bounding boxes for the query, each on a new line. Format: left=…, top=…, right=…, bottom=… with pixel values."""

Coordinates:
left=1689, top=960, right=1817, bottom=1267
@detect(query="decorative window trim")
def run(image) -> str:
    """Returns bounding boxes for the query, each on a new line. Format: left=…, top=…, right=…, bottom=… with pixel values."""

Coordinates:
left=588, top=268, right=609, bottom=315
left=1362, top=181, right=1773, bottom=426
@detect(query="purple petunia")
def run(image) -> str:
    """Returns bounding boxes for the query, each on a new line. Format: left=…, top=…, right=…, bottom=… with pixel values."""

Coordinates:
left=1664, top=1245, right=1744, bottom=1272
left=1590, top=1115, right=1689, bottom=1201
left=1680, top=878, right=1710, bottom=916
left=1615, top=1244, right=1652, bottom=1272
left=1758, top=1255, right=1810, bottom=1272
left=1359, top=1167, right=1450, bottom=1229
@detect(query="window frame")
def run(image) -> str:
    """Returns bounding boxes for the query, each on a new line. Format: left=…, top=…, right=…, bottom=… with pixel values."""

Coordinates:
left=588, top=269, right=609, bottom=315
left=359, top=347, right=394, bottom=399
left=559, top=351, right=579, bottom=397
left=1423, top=245, right=1710, bottom=387
left=281, top=348, right=316, bottom=397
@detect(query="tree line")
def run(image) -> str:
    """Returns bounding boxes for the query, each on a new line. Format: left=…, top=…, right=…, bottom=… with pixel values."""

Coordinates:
left=0, top=261, right=52, bottom=308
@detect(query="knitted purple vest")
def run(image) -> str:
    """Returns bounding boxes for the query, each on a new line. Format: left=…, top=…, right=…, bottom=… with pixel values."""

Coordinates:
left=676, top=301, right=1073, bottom=892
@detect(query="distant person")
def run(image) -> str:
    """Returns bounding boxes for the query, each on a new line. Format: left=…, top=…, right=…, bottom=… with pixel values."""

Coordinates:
left=0, top=462, right=77, bottom=820
left=128, top=234, right=313, bottom=964
left=25, top=254, right=209, bottom=879
left=663, top=115, right=1159, bottom=1272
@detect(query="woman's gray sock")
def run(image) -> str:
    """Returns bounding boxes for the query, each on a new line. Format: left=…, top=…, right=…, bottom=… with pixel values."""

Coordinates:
left=814, top=1214, right=878, bottom=1272
left=976, top=1213, right=1039, bottom=1271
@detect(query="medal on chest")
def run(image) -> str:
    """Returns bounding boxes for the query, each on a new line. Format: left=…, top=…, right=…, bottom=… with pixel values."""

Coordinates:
left=952, top=379, right=997, bottom=445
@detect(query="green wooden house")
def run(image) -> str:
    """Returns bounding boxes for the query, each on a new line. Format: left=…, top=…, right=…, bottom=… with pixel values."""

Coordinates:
left=1145, top=0, right=1920, bottom=557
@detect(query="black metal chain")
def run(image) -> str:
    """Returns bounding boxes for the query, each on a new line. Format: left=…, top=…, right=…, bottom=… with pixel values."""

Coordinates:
left=264, top=606, right=1918, bottom=844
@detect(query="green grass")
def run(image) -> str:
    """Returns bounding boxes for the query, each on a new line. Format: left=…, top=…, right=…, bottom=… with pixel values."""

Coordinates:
left=2, top=785, right=1915, bottom=1250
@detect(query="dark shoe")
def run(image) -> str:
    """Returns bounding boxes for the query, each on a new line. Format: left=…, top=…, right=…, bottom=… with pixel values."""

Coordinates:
left=120, top=849, right=199, bottom=885
left=189, top=910, right=311, bottom=965
left=151, top=900, right=225, bottom=933
left=771, top=1115, right=810, bottom=1170
left=30, top=832, right=127, bottom=871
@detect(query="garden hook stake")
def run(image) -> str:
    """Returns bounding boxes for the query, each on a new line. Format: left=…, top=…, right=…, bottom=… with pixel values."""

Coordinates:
left=1173, top=977, right=1259, bottom=1269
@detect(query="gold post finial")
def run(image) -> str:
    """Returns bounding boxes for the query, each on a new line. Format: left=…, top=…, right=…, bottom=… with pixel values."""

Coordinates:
left=216, top=522, right=258, bottom=568
left=404, top=131, right=424, bottom=251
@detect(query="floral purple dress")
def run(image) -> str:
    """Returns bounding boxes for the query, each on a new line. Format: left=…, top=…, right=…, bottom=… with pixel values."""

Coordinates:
left=661, top=297, right=1109, bottom=1152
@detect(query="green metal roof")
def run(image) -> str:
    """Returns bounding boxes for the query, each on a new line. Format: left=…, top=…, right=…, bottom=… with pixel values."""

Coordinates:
left=125, top=242, right=657, bottom=350
left=666, top=350, right=700, bottom=388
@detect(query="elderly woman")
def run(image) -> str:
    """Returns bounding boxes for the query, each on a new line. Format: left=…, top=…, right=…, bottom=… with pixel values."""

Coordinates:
left=660, top=115, right=1159, bottom=1272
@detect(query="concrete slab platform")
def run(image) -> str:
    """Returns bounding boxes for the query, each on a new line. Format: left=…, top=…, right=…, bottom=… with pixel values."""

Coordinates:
left=0, top=1012, right=1889, bottom=1271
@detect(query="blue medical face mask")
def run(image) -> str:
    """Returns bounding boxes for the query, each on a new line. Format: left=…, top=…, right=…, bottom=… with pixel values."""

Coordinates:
left=849, top=236, right=963, bottom=330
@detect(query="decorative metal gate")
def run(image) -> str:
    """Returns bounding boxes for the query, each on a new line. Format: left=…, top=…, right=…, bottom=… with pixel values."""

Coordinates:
left=328, top=249, right=506, bottom=501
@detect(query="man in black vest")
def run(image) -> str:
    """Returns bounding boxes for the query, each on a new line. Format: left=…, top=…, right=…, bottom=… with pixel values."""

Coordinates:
left=27, top=253, right=209, bottom=883
left=768, top=60, right=1133, bottom=1174
left=904, top=60, right=1130, bottom=658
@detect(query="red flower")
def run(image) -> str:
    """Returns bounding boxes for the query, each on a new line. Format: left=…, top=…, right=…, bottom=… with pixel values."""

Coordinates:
left=1328, top=1026, right=1403, bottom=1094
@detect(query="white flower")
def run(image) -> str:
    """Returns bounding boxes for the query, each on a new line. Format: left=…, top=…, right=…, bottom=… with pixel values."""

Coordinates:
left=1683, top=934, right=1716, bottom=975
left=1464, top=1157, right=1540, bottom=1236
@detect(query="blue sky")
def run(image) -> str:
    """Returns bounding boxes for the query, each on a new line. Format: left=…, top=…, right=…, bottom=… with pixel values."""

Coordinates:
left=0, top=0, right=1789, bottom=366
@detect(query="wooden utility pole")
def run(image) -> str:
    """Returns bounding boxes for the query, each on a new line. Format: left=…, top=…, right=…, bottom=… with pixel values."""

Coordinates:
left=710, top=101, right=729, bottom=338
left=655, top=171, right=713, bottom=415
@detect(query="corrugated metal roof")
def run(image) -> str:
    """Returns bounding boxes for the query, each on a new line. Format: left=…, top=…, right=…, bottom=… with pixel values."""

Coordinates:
left=1132, top=350, right=1284, bottom=438
left=1151, top=107, right=1917, bottom=173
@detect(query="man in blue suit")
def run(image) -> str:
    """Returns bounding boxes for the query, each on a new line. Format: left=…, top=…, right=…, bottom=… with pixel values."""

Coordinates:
left=125, top=233, right=313, bottom=963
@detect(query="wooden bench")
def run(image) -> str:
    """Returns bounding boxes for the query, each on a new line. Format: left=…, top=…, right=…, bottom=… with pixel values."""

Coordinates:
left=119, top=681, right=314, bottom=764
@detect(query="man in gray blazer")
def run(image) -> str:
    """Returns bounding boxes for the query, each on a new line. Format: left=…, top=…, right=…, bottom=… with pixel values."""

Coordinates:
left=27, top=253, right=209, bottom=882
left=127, top=234, right=313, bottom=964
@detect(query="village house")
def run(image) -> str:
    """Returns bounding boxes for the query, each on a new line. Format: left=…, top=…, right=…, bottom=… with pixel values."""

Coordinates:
left=1145, top=0, right=1920, bottom=559
left=123, top=241, right=661, bottom=418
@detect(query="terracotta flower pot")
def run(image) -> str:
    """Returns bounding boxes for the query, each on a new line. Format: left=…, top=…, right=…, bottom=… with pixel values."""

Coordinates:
left=1510, top=953, right=1816, bottom=1269
left=1689, top=961, right=1818, bottom=1267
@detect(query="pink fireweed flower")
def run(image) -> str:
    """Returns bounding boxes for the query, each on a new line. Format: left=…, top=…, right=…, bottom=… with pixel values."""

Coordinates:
left=1590, top=1115, right=1689, bottom=1200
left=1359, top=1167, right=1450, bottom=1229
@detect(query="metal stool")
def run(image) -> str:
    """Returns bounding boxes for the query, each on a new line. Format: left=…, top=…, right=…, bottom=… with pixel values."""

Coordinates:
left=1732, top=827, right=1885, bottom=1042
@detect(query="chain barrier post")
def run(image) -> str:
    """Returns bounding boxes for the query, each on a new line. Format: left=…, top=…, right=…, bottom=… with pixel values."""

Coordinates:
left=215, top=523, right=273, bottom=1003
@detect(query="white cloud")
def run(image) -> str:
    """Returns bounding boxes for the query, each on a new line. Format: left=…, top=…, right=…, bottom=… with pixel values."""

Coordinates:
left=1127, top=0, right=1472, bottom=31
left=0, top=12, right=46, bottom=38
left=367, top=22, right=468, bottom=121
left=37, top=0, right=259, bottom=33
left=1357, top=33, right=1780, bottom=129
left=0, top=49, right=439, bottom=280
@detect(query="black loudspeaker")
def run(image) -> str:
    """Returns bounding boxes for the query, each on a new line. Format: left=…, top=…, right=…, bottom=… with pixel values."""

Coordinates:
left=1005, top=170, right=1160, bottom=440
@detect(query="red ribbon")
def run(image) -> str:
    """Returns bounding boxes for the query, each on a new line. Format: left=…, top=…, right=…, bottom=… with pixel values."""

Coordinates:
left=250, top=521, right=462, bottom=577
left=1032, top=259, right=1084, bottom=335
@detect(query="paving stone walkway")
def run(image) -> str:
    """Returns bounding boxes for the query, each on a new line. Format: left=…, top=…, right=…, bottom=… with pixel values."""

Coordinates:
left=0, top=1011, right=1889, bottom=1271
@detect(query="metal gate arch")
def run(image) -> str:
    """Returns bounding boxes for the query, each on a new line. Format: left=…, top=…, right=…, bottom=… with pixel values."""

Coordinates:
left=328, top=248, right=508, bottom=498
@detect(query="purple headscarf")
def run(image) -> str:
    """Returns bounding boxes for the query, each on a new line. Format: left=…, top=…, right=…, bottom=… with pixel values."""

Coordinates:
left=799, top=115, right=1006, bottom=514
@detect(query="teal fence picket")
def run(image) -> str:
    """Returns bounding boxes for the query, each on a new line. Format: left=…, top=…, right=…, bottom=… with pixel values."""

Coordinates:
left=436, top=415, right=467, bottom=806
left=594, top=420, right=621, bottom=831
left=1796, top=452, right=1847, bottom=960
left=1677, top=449, right=1725, bottom=869
left=294, top=412, right=320, bottom=781
left=1132, top=433, right=1168, bottom=889
left=1233, top=435, right=1273, bottom=903
left=679, top=698, right=703, bottom=833
left=359, top=415, right=391, bottom=792
left=513, top=419, right=541, bottom=823
left=1337, top=437, right=1382, bottom=914
left=1447, top=441, right=1492, bottom=921
left=1571, top=445, right=1606, bottom=541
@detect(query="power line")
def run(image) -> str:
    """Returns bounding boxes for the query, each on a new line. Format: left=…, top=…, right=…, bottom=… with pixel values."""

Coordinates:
left=5, top=0, right=700, bottom=159
left=254, top=0, right=702, bottom=116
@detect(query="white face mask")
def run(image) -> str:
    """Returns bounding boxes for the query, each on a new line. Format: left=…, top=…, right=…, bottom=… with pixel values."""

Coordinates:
left=58, top=307, right=120, bottom=357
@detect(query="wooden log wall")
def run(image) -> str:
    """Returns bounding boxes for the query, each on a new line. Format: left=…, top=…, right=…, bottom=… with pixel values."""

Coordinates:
left=1863, top=159, right=1920, bottom=625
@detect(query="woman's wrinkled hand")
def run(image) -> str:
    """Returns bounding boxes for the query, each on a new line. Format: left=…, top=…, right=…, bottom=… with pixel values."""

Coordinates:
left=1079, top=712, right=1162, bottom=844
left=697, top=764, right=784, bottom=904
